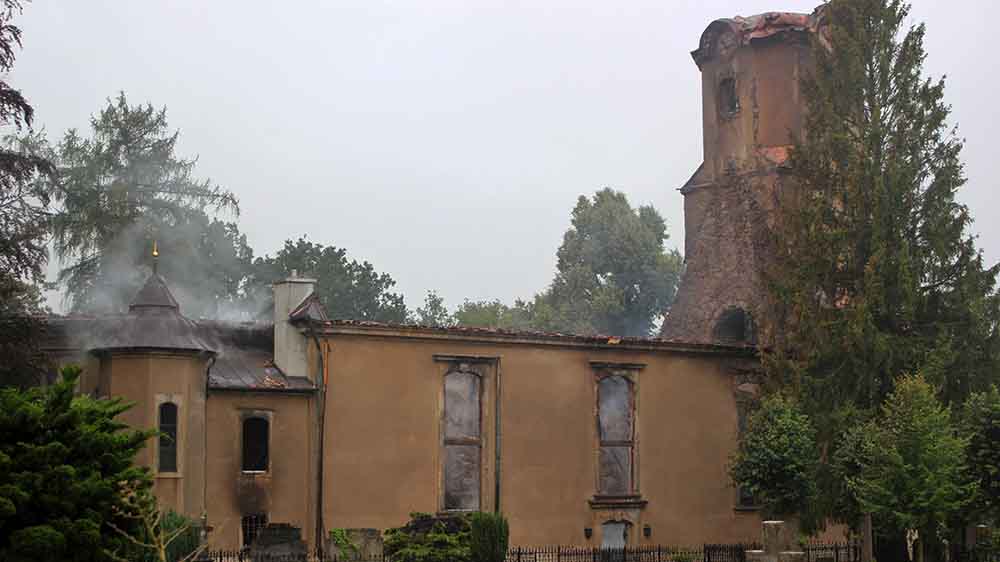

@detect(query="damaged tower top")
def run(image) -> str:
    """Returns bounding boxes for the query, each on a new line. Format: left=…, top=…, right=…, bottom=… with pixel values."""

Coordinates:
left=661, top=7, right=826, bottom=345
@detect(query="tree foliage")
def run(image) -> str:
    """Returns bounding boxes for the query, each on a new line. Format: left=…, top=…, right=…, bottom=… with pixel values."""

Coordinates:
left=853, top=375, right=972, bottom=553
left=767, top=0, right=1000, bottom=419
left=962, top=386, right=1000, bottom=523
left=469, top=512, right=509, bottom=562
left=50, top=92, right=240, bottom=313
left=413, top=290, right=453, bottom=327
left=383, top=513, right=471, bottom=562
left=452, top=298, right=534, bottom=331
left=249, top=237, right=408, bottom=323
left=0, top=366, right=154, bottom=562
left=532, top=189, right=683, bottom=337
left=0, top=1, right=55, bottom=388
left=730, top=395, right=821, bottom=524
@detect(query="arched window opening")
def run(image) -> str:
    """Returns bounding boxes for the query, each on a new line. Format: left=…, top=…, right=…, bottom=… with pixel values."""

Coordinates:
left=442, top=370, right=481, bottom=511
left=158, top=402, right=178, bottom=473
left=242, top=417, right=269, bottom=472
left=597, top=375, right=635, bottom=496
left=713, top=307, right=757, bottom=344
left=241, top=512, right=268, bottom=549
left=718, top=77, right=739, bottom=117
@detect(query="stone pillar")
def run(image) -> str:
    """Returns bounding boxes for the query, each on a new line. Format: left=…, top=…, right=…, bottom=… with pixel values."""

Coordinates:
left=747, top=521, right=804, bottom=562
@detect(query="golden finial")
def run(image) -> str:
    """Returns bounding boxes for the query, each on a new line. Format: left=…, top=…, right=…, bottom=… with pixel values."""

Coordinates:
left=152, top=240, right=159, bottom=275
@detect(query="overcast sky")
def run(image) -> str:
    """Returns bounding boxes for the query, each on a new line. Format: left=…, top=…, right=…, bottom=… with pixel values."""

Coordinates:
left=13, top=1, right=998, bottom=312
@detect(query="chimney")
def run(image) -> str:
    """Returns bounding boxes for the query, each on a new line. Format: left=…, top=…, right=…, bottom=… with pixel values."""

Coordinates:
left=272, top=270, right=316, bottom=379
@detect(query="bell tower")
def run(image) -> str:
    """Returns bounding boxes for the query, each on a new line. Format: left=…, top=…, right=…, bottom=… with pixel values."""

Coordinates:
left=661, top=10, right=823, bottom=344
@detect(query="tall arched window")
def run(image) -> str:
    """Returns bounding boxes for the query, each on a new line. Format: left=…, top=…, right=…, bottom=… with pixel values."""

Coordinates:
left=442, top=370, right=481, bottom=511
left=158, top=402, right=178, bottom=473
left=242, top=417, right=270, bottom=472
left=597, top=375, right=635, bottom=496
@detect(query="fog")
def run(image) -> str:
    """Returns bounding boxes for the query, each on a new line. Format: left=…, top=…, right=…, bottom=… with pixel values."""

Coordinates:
left=13, top=1, right=998, bottom=311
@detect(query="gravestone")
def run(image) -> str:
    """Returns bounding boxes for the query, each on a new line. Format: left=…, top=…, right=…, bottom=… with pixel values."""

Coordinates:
left=250, top=523, right=308, bottom=561
left=746, top=521, right=805, bottom=562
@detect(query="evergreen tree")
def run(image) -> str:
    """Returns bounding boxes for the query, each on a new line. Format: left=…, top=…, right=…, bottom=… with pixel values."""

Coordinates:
left=50, top=92, right=240, bottom=313
left=0, top=366, right=154, bottom=562
left=767, top=0, right=1000, bottom=422
left=0, top=1, right=56, bottom=387
left=961, top=386, right=1000, bottom=523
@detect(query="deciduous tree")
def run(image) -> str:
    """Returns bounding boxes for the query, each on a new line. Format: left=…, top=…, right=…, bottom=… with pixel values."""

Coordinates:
left=730, top=395, right=821, bottom=529
left=533, top=188, right=683, bottom=337
left=250, top=237, right=408, bottom=323
left=853, top=375, right=972, bottom=562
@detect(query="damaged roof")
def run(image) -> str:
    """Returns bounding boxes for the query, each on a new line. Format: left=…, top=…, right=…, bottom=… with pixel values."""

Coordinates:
left=692, top=9, right=823, bottom=68
left=200, top=320, right=314, bottom=393
left=304, top=318, right=756, bottom=355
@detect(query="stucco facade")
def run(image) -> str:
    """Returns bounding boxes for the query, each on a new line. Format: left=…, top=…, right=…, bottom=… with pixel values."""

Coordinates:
left=36, top=7, right=845, bottom=552
left=47, top=271, right=763, bottom=551
left=318, top=326, right=761, bottom=547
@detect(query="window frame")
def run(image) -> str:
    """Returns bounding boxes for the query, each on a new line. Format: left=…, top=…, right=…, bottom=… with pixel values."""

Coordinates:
left=158, top=401, right=179, bottom=474
left=591, top=362, right=644, bottom=500
left=440, top=364, right=484, bottom=513
left=241, top=412, right=272, bottom=474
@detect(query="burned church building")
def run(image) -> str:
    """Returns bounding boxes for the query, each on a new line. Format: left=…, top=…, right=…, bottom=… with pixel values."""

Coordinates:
left=42, top=8, right=825, bottom=552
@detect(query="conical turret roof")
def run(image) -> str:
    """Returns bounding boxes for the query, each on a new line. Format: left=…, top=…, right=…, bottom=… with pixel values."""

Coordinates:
left=89, top=273, right=215, bottom=354
left=129, top=274, right=180, bottom=310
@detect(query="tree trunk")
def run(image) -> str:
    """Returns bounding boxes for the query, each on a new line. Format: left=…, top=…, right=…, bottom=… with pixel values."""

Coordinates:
left=861, top=514, right=874, bottom=562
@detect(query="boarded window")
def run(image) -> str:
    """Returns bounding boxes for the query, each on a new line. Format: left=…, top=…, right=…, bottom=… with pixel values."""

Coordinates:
left=597, top=375, right=634, bottom=496
left=242, top=417, right=269, bottom=472
left=443, top=370, right=481, bottom=511
left=601, top=521, right=629, bottom=549
left=241, top=512, right=268, bottom=548
left=158, top=402, right=178, bottom=473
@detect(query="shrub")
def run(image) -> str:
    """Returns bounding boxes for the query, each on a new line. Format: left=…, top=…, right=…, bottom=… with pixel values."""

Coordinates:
left=469, top=512, right=508, bottom=562
left=383, top=513, right=471, bottom=562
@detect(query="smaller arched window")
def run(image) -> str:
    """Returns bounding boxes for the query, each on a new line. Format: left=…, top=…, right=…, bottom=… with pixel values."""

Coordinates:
left=158, top=402, right=178, bottom=473
left=713, top=307, right=757, bottom=345
left=242, top=417, right=270, bottom=472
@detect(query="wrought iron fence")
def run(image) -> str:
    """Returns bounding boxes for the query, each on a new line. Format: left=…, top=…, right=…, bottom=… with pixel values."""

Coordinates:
left=200, top=544, right=751, bottom=562
left=801, top=542, right=861, bottom=562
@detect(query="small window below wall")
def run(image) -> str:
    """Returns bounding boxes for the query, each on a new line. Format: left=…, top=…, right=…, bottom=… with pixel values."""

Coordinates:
left=241, top=512, right=268, bottom=549
left=242, top=417, right=269, bottom=473
left=158, top=402, right=178, bottom=473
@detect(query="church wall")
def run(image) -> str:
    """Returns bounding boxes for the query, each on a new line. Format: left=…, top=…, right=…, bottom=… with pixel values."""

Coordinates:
left=205, top=391, right=315, bottom=550
left=322, top=332, right=761, bottom=547
left=102, top=352, right=210, bottom=520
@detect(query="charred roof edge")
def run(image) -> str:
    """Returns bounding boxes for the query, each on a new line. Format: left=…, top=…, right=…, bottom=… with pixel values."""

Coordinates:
left=306, top=320, right=758, bottom=357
